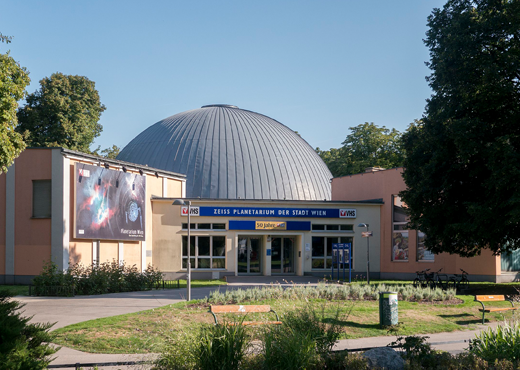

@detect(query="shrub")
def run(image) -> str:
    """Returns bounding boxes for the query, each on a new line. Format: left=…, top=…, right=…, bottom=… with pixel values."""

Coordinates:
left=154, top=321, right=249, bottom=370
left=32, top=261, right=75, bottom=296
left=32, top=260, right=164, bottom=296
left=260, top=303, right=346, bottom=369
left=153, top=329, right=198, bottom=370
left=0, top=290, right=57, bottom=370
left=198, top=321, right=249, bottom=370
left=262, top=325, right=319, bottom=370
left=469, top=321, right=520, bottom=363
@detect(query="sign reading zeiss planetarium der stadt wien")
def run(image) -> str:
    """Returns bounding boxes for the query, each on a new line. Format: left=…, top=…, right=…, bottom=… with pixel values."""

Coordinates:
left=181, top=206, right=356, bottom=219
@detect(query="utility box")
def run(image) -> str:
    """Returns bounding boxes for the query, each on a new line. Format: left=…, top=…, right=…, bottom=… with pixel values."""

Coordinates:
left=379, top=291, right=398, bottom=327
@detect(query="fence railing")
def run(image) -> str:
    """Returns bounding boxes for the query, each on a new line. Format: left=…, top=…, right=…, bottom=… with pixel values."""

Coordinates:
left=155, top=279, right=181, bottom=290
left=28, top=279, right=180, bottom=297
left=28, top=285, right=75, bottom=297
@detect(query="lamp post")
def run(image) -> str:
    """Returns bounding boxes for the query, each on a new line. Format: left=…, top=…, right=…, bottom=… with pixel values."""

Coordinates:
left=358, top=223, right=370, bottom=284
left=173, top=199, right=191, bottom=301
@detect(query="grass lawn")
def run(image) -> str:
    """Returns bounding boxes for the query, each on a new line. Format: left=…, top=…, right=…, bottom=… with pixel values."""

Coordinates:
left=52, top=293, right=519, bottom=354
left=170, top=279, right=227, bottom=289
left=0, top=285, right=30, bottom=296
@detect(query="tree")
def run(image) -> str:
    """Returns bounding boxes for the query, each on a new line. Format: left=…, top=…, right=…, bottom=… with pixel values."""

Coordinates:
left=317, top=122, right=404, bottom=177
left=400, top=0, right=520, bottom=257
left=93, top=144, right=120, bottom=159
left=0, top=34, right=30, bottom=173
left=17, top=72, right=106, bottom=153
left=0, top=291, right=56, bottom=370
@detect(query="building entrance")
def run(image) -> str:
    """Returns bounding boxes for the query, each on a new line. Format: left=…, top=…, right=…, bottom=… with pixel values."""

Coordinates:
left=238, top=236, right=262, bottom=274
left=271, top=236, right=295, bottom=274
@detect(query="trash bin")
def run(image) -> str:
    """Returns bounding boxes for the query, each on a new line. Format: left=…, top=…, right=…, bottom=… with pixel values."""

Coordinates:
left=379, top=291, right=398, bottom=327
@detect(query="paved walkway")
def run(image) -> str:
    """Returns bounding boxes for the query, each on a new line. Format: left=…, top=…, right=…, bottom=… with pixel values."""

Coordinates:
left=13, top=280, right=500, bottom=369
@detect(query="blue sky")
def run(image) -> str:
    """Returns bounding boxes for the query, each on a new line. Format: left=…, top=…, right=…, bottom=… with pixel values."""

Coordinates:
left=1, top=0, right=446, bottom=152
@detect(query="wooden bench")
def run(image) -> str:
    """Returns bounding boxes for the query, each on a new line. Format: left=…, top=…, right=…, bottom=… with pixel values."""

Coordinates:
left=475, top=295, right=517, bottom=324
left=209, top=304, right=282, bottom=326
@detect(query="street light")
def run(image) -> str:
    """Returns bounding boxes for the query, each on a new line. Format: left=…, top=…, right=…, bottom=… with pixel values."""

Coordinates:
left=358, top=223, right=370, bottom=284
left=173, top=199, right=191, bottom=301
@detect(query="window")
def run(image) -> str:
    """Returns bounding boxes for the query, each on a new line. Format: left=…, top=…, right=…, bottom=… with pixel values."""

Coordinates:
left=417, top=231, right=434, bottom=261
left=392, top=195, right=409, bottom=261
left=312, top=224, right=353, bottom=231
left=182, top=235, right=226, bottom=269
left=312, top=236, right=353, bottom=269
left=182, top=223, right=226, bottom=230
left=32, top=180, right=51, bottom=218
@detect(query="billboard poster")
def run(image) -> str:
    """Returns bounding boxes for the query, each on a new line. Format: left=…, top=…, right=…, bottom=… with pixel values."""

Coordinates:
left=74, top=163, right=146, bottom=240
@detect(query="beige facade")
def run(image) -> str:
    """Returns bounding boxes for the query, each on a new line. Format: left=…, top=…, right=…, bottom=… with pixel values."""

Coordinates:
left=0, top=148, right=186, bottom=284
left=151, top=198, right=382, bottom=279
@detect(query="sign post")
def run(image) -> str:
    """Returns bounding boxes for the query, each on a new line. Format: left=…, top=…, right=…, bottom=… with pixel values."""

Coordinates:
left=358, top=223, right=372, bottom=284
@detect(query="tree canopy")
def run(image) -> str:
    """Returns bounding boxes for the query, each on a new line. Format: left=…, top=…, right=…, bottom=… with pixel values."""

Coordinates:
left=317, top=122, right=404, bottom=177
left=0, top=34, right=30, bottom=173
left=400, top=0, right=520, bottom=257
left=16, top=72, right=106, bottom=153
left=93, top=144, right=120, bottom=159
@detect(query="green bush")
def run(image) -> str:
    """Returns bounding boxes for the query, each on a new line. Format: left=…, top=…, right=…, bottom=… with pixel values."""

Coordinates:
left=153, top=329, right=198, bottom=370
left=155, top=304, right=347, bottom=370
left=198, top=321, right=249, bottom=370
left=469, top=321, right=520, bottom=363
left=260, top=304, right=345, bottom=370
left=404, top=352, right=517, bottom=370
left=0, top=290, right=57, bottom=370
left=154, top=321, right=250, bottom=370
left=32, top=260, right=163, bottom=296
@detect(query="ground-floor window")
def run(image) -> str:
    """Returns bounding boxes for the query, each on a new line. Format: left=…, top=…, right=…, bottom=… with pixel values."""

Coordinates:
left=501, top=248, right=520, bottom=271
left=182, top=235, right=226, bottom=269
left=416, top=231, right=434, bottom=261
left=312, top=236, right=353, bottom=269
left=392, top=195, right=409, bottom=261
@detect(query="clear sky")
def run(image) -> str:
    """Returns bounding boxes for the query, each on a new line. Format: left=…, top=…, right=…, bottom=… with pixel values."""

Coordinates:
left=1, top=0, right=446, bottom=153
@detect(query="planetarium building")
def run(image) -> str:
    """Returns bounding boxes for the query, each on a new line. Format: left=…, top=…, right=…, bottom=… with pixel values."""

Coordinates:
left=0, top=104, right=382, bottom=284
left=118, top=105, right=382, bottom=279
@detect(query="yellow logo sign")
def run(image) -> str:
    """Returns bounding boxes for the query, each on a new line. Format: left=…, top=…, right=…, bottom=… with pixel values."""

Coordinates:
left=255, top=221, right=287, bottom=230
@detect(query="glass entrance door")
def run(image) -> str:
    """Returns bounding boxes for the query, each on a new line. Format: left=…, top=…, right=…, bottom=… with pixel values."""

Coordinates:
left=271, top=237, right=295, bottom=274
left=238, top=236, right=262, bottom=274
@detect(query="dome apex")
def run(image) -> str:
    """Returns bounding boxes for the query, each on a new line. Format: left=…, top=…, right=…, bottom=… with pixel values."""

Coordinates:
left=201, top=104, right=238, bottom=108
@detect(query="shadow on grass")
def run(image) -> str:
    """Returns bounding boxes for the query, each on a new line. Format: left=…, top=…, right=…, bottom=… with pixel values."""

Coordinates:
left=325, top=318, right=380, bottom=330
left=438, top=313, right=482, bottom=325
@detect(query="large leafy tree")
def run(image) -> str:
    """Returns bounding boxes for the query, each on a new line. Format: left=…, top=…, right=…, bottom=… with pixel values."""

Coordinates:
left=0, top=34, right=30, bottom=173
left=401, top=0, right=520, bottom=257
left=17, top=72, right=106, bottom=153
left=317, top=122, right=404, bottom=177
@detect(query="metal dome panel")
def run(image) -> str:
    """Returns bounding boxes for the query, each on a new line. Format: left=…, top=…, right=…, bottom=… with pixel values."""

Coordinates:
left=118, top=105, right=332, bottom=200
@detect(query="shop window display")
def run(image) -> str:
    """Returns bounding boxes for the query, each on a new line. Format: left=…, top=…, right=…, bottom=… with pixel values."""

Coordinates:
left=392, top=196, right=409, bottom=261
left=417, top=231, right=434, bottom=261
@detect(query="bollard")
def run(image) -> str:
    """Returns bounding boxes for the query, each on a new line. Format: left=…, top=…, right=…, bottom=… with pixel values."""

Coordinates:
left=379, top=291, right=398, bottom=327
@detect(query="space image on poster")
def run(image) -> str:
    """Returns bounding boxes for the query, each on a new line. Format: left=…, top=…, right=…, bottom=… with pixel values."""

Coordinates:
left=74, top=163, right=146, bottom=240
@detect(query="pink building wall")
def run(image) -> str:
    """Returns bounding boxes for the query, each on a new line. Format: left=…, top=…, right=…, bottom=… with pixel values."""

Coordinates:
left=332, top=168, right=500, bottom=281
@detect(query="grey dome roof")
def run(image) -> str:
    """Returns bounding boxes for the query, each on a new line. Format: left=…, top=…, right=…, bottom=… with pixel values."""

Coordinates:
left=118, top=105, right=332, bottom=200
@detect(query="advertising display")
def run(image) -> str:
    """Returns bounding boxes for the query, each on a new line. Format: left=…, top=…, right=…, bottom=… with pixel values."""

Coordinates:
left=75, top=163, right=146, bottom=240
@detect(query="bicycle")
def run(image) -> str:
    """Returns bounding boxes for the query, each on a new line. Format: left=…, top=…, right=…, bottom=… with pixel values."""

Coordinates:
left=431, top=268, right=451, bottom=290
left=413, top=269, right=433, bottom=288
left=449, top=269, right=469, bottom=289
